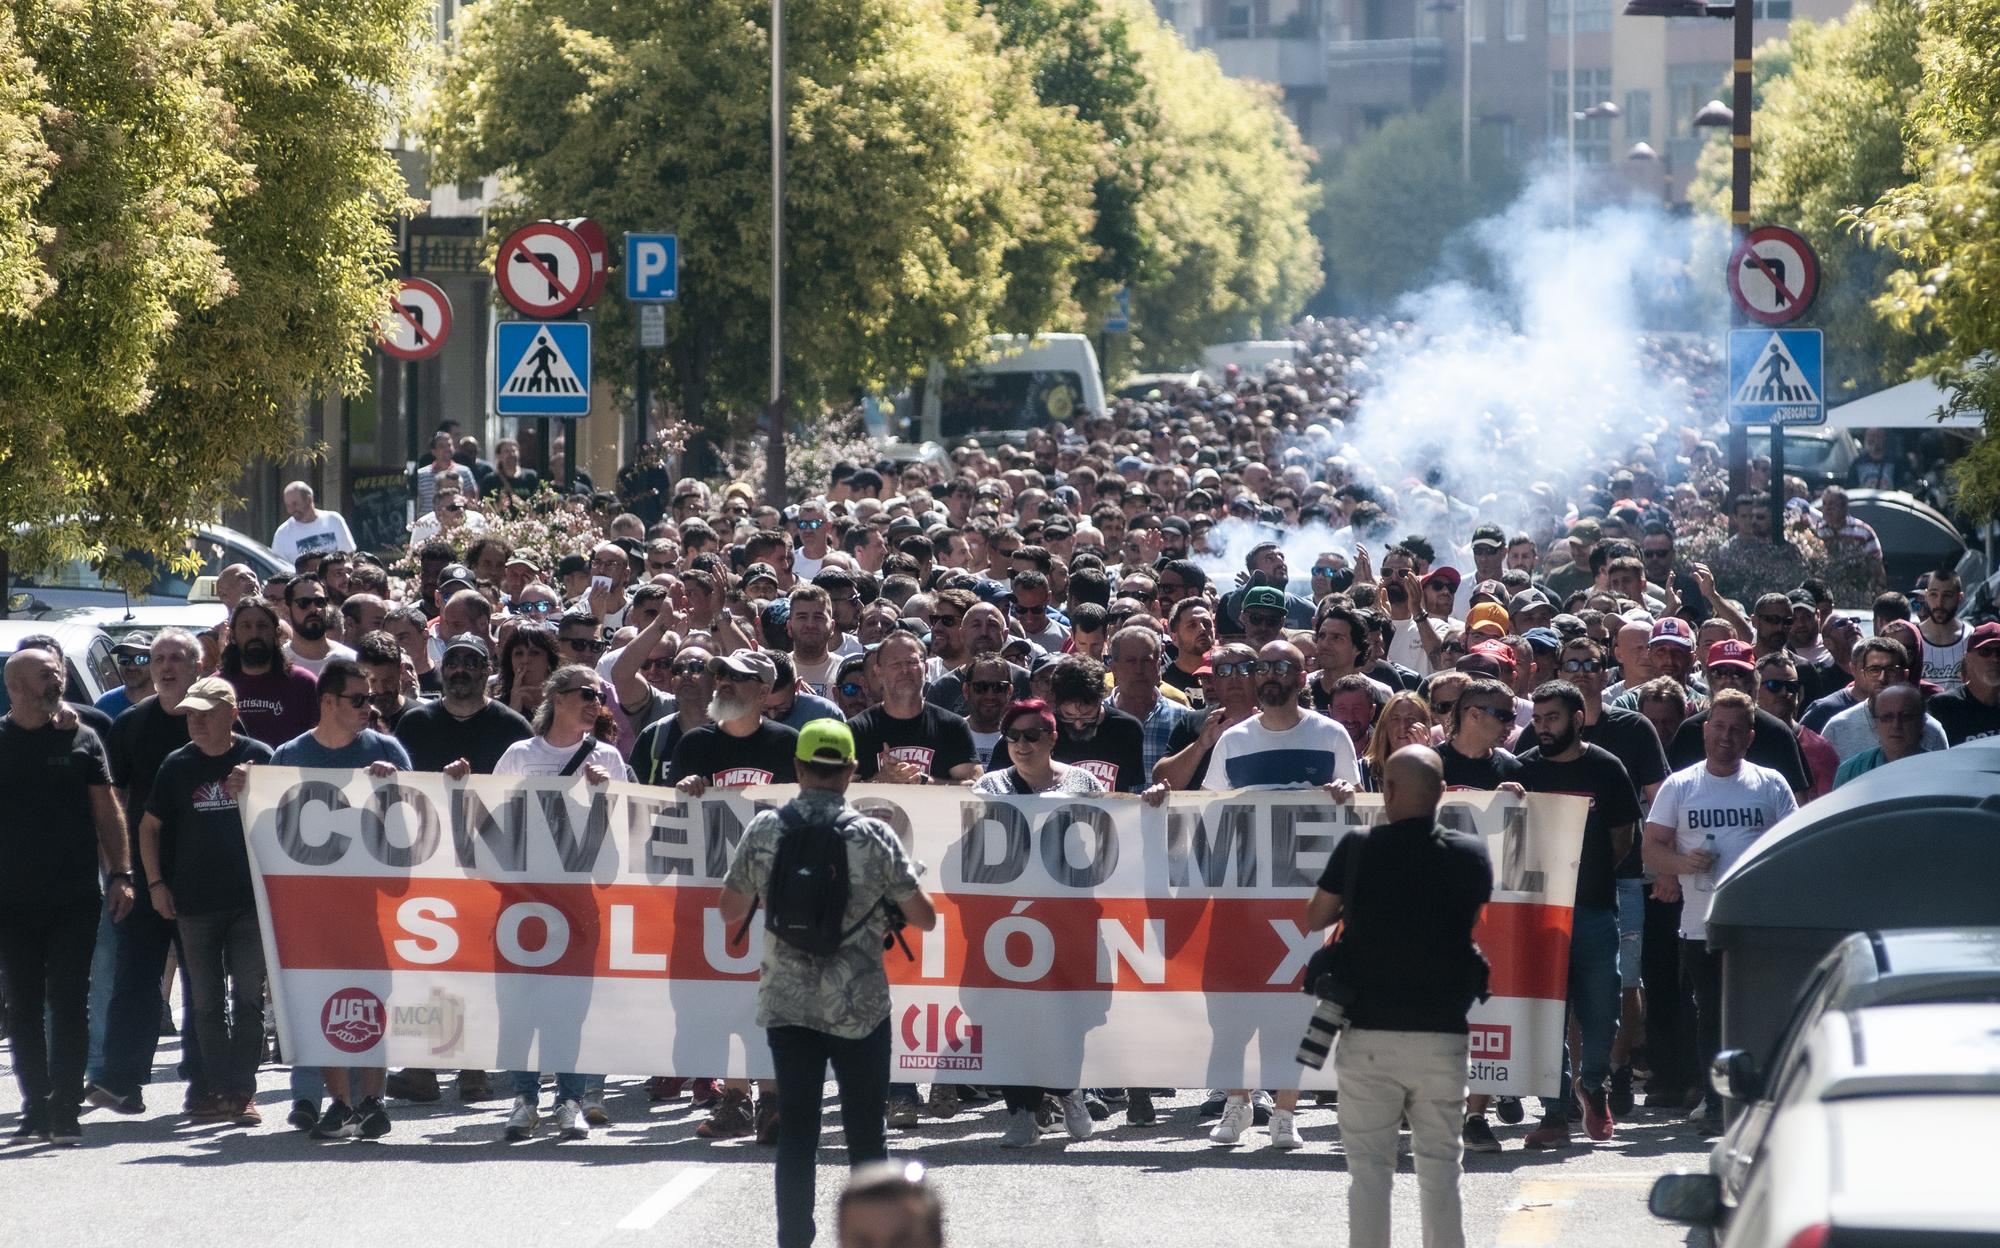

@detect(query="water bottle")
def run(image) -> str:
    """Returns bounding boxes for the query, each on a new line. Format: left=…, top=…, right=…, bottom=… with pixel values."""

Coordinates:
left=1692, top=832, right=1719, bottom=892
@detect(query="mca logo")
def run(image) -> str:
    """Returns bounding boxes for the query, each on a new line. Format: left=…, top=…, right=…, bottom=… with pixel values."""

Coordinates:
left=1469, top=1023, right=1512, bottom=1062
left=898, top=1003, right=984, bottom=1072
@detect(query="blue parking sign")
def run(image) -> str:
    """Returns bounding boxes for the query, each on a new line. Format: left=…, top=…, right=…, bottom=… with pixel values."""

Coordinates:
left=624, top=233, right=679, bottom=302
left=494, top=321, right=591, bottom=417
left=1729, top=328, right=1824, bottom=426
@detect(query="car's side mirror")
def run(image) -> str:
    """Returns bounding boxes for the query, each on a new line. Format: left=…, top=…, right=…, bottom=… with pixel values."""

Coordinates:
left=1649, top=1173, right=1723, bottom=1226
left=1710, top=1048, right=1764, bottom=1103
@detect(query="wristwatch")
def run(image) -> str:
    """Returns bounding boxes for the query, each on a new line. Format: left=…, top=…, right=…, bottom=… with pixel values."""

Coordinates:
left=106, top=871, right=133, bottom=885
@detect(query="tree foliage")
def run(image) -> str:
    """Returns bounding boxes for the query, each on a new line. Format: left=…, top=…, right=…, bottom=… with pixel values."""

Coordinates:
left=1690, top=0, right=1933, bottom=397
left=1316, top=99, right=1519, bottom=315
left=429, top=0, right=1322, bottom=428
left=1855, top=0, right=2000, bottom=518
left=0, top=0, right=426, bottom=587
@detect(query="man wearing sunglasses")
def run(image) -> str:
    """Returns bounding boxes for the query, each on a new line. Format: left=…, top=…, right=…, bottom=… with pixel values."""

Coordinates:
left=792, top=500, right=833, bottom=581
left=98, top=633, right=157, bottom=718
left=1749, top=592, right=1834, bottom=706
left=1753, top=652, right=1838, bottom=802
left=282, top=575, right=356, bottom=678
left=240, top=658, right=411, bottom=1138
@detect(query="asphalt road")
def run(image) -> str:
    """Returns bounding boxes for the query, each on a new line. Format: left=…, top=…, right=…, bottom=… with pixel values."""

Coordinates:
left=2, top=1036, right=1715, bottom=1248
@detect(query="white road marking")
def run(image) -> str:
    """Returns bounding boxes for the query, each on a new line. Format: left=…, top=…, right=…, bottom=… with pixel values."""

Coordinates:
left=616, top=1167, right=719, bottom=1231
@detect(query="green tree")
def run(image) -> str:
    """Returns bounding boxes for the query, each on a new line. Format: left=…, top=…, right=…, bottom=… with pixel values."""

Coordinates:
left=1690, top=0, right=1933, bottom=397
left=0, top=0, right=426, bottom=590
left=1316, top=99, right=1518, bottom=315
left=431, top=0, right=1100, bottom=442
left=1858, top=0, right=2000, bottom=518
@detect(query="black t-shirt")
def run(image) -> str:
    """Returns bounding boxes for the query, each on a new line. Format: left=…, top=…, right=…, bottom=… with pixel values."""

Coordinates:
left=146, top=736, right=273, bottom=914
left=925, top=663, right=1029, bottom=717
left=666, top=721, right=800, bottom=788
left=109, top=697, right=192, bottom=899
left=1162, top=664, right=1206, bottom=709
left=634, top=714, right=695, bottom=786
left=1582, top=707, right=1670, bottom=878
left=1931, top=687, right=2000, bottom=747
left=983, top=705, right=1147, bottom=793
left=850, top=704, right=977, bottom=781
left=395, top=698, right=534, bottom=773
left=1514, top=743, right=1642, bottom=912
left=1666, top=707, right=1808, bottom=794
left=1319, top=817, right=1493, bottom=1034
left=1437, top=742, right=1524, bottom=792
left=1162, top=710, right=1213, bottom=790
left=0, top=719, right=112, bottom=911
left=69, top=700, right=114, bottom=740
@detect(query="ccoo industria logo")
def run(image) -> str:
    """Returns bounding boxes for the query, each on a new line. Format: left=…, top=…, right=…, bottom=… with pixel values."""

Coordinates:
left=321, top=987, right=385, bottom=1054
left=898, top=1003, right=983, bottom=1072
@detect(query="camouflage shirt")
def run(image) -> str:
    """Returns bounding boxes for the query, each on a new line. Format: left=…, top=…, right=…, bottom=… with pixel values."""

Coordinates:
left=722, top=788, right=923, bottom=1039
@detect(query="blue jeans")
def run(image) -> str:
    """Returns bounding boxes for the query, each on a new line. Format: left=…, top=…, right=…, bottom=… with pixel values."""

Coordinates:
left=98, top=903, right=203, bottom=1098
left=508, top=1071, right=591, bottom=1104
left=1615, top=878, right=1646, bottom=991
left=1553, top=905, right=1620, bottom=1118
left=769, top=1019, right=892, bottom=1248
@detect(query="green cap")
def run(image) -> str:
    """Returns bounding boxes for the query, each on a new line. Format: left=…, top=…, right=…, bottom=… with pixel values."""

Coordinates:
left=1243, top=585, right=1287, bottom=613
left=795, top=718, right=857, bottom=765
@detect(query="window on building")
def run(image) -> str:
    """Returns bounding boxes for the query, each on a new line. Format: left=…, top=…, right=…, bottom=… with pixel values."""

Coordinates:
left=1417, top=0, right=1444, bottom=38
left=1754, top=0, right=1792, bottom=17
left=1470, top=0, right=1488, bottom=42
left=1667, top=62, right=1729, bottom=138
left=1549, top=0, right=1566, bottom=35
left=1624, top=89, right=1653, bottom=145
left=1503, top=0, right=1526, bottom=39
left=1577, top=0, right=1612, bottom=33
left=1552, top=68, right=1614, bottom=162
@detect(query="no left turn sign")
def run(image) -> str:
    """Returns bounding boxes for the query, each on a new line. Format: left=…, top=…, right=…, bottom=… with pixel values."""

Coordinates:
left=495, top=221, right=593, bottom=318
left=380, top=278, right=452, bottom=360
left=1727, top=225, right=1819, bottom=326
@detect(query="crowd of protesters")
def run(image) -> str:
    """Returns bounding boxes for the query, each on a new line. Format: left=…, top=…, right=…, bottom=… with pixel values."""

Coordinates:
left=5, top=319, right=1995, bottom=1162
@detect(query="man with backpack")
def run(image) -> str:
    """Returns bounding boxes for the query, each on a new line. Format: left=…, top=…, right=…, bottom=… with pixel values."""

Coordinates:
left=720, top=720, right=937, bottom=1248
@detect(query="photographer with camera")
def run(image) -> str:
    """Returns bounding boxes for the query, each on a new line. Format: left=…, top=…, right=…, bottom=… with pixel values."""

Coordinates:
left=720, top=720, right=937, bottom=1248
left=1301, top=745, right=1493, bottom=1248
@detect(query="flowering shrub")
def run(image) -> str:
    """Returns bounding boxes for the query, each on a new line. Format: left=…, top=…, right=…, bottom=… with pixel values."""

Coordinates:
left=735, top=406, right=883, bottom=505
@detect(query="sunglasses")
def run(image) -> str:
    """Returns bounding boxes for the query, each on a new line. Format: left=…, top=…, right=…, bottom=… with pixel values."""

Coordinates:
left=1461, top=703, right=1510, bottom=721
left=331, top=692, right=370, bottom=710
left=1312, top=565, right=1341, bottom=578
left=1755, top=615, right=1791, bottom=627
left=441, top=656, right=489, bottom=671
left=1210, top=661, right=1256, bottom=678
left=1760, top=678, right=1800, bottom=694
left=1016, top=605, right=1049, bottom=618
left=647, top=560, right=674, bottom=572
left=670, top=659, right=709, bottom=676
left=1560, top=659, right=1603, bottom=673
left=929, top=615, right=962, bottom=627
left=1255, top=659, right=1298, bottom=676
left=969, top=680, right=1012, bottom=694
left=640, top=657, right=678, bottom=672
left=116, top=654, right=151, bottom=668
left=1245, top=611, right=1287, bottom=629
left=563, top=638, right=607, bottom=655
left=514, top=600, right=558, bottom=615
left=837, top=680, right=867, bottom=698
left=291, top=596, right=329, bottom=610
left=563, top=686, right=604, bottom=704
left=1004, top=727, right=1048, bottom=744
left=797, top=519, right=825, bottom=531
left=443, top=504, right=464, bottom=515
left=1431, top=698, right=1458, bottom=715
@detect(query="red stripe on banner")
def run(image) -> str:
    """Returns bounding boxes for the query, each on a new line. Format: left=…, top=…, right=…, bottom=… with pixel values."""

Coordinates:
left=262, top=875, right=1572, bottom=1000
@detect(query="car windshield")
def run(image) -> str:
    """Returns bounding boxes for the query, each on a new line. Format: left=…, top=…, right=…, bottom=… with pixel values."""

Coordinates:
left=932, top=369, right=1086, bottom=441
left=7, top=532, right=270, bottom=602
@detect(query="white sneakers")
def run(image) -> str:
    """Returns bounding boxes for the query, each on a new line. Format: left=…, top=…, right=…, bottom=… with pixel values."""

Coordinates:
left=1210, top=1097, right=1253, bottom=1144
left=505, top=1096, right=539, bottom=1141
left=1268, top=1111, right=1302, bottom=1150
left=554, top=1098, right=589, bottom=1141
left=1060, top=1090, right=1095, bottom=1141
left=998, top=1108, right=1041, bottom=1148
left=1211, top=1097, right=1303, bottom=1148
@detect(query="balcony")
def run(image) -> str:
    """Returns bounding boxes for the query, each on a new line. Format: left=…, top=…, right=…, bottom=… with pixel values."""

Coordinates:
left=1326, top=37, right=1448, bottom=113
left=1193, top=20, right=1331, bottom=90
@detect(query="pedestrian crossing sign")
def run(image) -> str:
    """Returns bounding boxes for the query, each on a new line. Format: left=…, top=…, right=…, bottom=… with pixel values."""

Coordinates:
left=1728, top=328, right=1823, bottom=426
left=494, top=320, right=591, bottom=417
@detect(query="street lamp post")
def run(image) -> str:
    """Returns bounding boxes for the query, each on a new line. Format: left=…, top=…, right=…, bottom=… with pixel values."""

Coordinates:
left=1570, top=99, right=1620, bottom=226
left=1426, top=0, right=1473, bottom=183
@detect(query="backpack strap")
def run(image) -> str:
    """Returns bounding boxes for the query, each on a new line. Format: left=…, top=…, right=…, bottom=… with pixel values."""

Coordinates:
left=558, top=739, right=596, bottom=777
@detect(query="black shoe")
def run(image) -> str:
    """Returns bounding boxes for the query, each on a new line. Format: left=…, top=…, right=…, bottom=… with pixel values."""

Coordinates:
left=385, top=1069, right=441, bottom=1103
left=46, top=1104, right=81, bottom=1147
left=1126, top=1088, right=1157, bottom=1128
left=310, top=1099, right=359, bottom=1140
left=457, top=1070, right=496, bottom=1103
left=1198, top=1091, right=1227, bottom=1119
left=356, top=1097, right=392, bottom=1139
left=84, top=1083, right=143, bottom=1116
left=288, top=1099, right=319, bottom=1131
left=11, top=1108, right=48, bottom=1141
left=1608, top=1066, right=1636, bottom=1117
left=1462, top=1114, right=1502, bottom=1153
left=1494, top=1095, right=1525, bottom=1125
left=1082, top=1090, right=1110, bottom=1122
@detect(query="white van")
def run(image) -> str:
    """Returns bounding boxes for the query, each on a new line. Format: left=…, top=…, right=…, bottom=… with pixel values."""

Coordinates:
left=866, top=334, right=1106, bottom=453
left=1200, top=339, right=1302, bottom=378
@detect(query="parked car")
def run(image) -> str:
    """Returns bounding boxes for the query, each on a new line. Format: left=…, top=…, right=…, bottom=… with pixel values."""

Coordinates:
left=1651, top=996, right=2000, bottom=1247
left=0, top=620, right=118, bottom=715
left=34, top=604, right=228, bottom=648
left=1744, top=425, right=1858, bottom=493
left=5, top=523, right=289, bottom=615
left=1708, top=928, right=2000, bottom=1205
left=1114, top=371, right=1208, bottom=401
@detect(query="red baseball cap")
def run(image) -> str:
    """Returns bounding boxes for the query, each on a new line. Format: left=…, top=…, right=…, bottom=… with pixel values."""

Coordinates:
left=1971, top=622, right=2000, bottom=652
left=1705, top=639, right=1756, bottom=673
left=1422, top=567, right=1462, bottom=591
left=1467, top=640, right=1518, bottom=676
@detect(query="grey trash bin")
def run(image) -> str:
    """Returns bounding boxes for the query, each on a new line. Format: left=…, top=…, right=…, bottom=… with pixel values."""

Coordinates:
left=1705, top=743, right=2000, bottom=1064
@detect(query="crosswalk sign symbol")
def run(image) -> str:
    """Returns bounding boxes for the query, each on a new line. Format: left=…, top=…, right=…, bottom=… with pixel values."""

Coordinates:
left=1728, top=328, right=1824, bottom=427
left=493, top=321, right=591, bottom=417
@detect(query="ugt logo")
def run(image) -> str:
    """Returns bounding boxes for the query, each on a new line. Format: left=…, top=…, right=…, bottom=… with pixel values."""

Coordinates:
left=321, top=987, right=385, bottom=1054
left=1469, top=1023, right=1512, bottom=1061
left=898, top=1003, right=983, bottom=1072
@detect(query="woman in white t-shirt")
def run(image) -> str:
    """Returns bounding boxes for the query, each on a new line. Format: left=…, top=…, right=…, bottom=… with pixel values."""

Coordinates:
left=486, top=664, right=627, bottom=1141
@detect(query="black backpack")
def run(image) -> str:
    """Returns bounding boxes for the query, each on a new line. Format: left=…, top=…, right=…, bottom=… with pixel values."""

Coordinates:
left=749, top=805, right=869, bottom=958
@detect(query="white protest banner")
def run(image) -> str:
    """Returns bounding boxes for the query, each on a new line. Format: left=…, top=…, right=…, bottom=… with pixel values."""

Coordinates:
left=241, top=772, right=1584, bottom=1093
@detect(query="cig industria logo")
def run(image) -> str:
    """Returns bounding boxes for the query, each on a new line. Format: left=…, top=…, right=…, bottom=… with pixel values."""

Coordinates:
left=898, top=1003, right=983, bottom=1072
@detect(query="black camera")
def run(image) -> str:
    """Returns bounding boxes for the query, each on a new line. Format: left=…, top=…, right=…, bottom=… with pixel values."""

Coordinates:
left=1296, top=943, right=1359, bottom=1070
